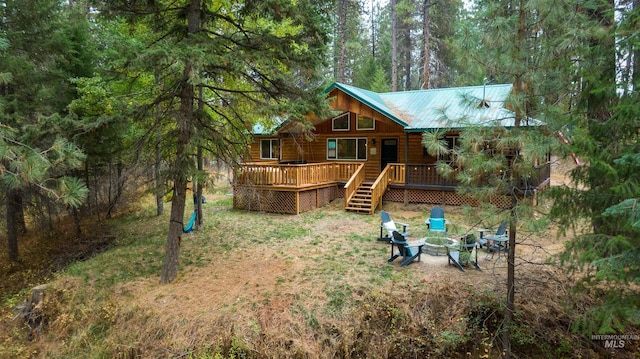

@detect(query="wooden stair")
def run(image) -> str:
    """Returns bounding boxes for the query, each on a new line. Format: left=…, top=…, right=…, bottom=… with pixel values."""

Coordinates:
left=345, top=181, right=374, bottom=213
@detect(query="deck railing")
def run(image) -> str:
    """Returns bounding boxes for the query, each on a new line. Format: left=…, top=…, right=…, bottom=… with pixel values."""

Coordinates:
left=369, top=164, right=393, bottom=212
left=404, top=164, right=459, bottom=187
left=387, top=162, right=551, bottom=191
left=236, top=161, right=551, bottom=192
left=386, top=163, right=457, bottom=187
left=388, top=163, right=405, bottom=183
left=343, top=163, right=366, bottom=208
left=235, top=162, right=361, bottom=187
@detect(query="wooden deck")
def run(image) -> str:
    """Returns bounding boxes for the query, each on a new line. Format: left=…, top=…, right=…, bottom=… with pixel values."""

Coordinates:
left=233, top=162, right=551, bottom=214
left=235, top=162, right=360, bottom=187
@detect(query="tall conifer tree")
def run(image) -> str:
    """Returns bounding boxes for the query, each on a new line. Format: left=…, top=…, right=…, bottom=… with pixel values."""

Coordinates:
left=91, top=0, right=331, bottom=283
left=428, top=0, right=587, bottom=355
left=548, top=0, right=640, bottom=334
left=1, top=0, right=91, bottom=260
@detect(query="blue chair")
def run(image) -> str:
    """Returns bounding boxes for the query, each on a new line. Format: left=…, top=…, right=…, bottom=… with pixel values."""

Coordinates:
left=428, top=217, right=447, bottom=232
left=388, top=231, right=425, bottom=267
left=183, top=211, right=196, bottom=233
left=430, top=205, right=445, bottom=219
left=379, top=210, right=409, bottom=241
left=447, top=234, right=481, bottom=271
left=477, top=220, right=507, bottom=248
left=478, top=221, right=509, bottom=261
left=425, top=206, right=449, bottom=232
left=184, top=194, right=205, bottom=233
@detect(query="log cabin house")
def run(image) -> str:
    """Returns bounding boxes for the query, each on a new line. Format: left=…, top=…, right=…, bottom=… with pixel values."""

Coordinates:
left=233, top=82, right=550, bottom=215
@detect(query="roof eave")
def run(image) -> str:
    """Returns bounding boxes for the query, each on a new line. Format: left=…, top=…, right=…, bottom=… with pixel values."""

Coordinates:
left=326, top=82, right=409, bottom=128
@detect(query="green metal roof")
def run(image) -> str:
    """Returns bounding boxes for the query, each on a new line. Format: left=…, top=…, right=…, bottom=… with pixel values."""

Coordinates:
left=326, top=82, right=535, bottom=131
left=252, top=117, right=288, bottom=136
left=325, top=82, right=409, bottom=127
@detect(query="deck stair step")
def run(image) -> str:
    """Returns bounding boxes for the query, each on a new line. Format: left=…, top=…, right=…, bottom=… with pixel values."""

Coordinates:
left=345, top=181, right=376, bottom=214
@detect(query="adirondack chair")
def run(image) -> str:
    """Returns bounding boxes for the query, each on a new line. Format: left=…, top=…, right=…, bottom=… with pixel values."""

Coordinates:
left=379, top=210, right=409, bottom=241
left=477, top=220, right=508, bottom=248
left=425, top=205, right=449, bottom=233
left=388, top=231, right=425, bottom=267
left=447, top=234, right=481, bottom=271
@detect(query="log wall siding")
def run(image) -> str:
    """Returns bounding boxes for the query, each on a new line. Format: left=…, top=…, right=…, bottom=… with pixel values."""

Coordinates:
left=248, top=87, right=432, bottom=171
left=247, top=138, right=261, bottom=161
left=249, top=89, right=447, bottom=174
left=327, top=89, right=393, bottom=124
left=251, top=134, right=435, bottom=181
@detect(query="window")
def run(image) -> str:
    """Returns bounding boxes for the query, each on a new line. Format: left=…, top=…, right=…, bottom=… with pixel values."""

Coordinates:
left=332, top=113, right=350, bottom=131
left=327, top=138, right=367, bottom=160
left=439, top=136, right=459, bottom=162
left=445, top=136, right=459, bottom=150
left=357, top=115, right=375, bottom=130
left=260, top=139, right=280, bottom=159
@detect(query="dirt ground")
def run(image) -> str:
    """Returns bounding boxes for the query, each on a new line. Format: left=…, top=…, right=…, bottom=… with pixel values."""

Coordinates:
left=126, top=158, right=578, bottom=320
left=3, top=158, right=596, bottom=358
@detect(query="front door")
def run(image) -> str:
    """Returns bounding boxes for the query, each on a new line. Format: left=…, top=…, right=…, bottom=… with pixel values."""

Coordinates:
left=380, top=138, right=398, bottom=171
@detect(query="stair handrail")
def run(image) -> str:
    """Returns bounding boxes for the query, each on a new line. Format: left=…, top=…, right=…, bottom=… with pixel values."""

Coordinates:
left=369, top=164, right=394, bottom=214
left=343, top=163, right=366, bottom=208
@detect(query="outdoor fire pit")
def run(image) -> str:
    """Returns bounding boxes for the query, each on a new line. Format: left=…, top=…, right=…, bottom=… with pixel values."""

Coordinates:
left=422, top=236, right=460, bottom=256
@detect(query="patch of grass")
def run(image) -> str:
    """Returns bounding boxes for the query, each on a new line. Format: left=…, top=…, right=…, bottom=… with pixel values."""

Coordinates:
left=0, top=183, right=584, bottom=359
left=324, top=283, right=353, bottom=317
left=211, top=196, right=234, bottom=207
left=63, top=233, right=164, bottom=286
left=290, top=304, right=320, bottom=329
left=349, top=233, right=370, bottom=243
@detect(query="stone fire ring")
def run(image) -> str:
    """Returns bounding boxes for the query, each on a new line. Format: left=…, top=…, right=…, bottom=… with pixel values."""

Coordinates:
left=422, top=237, right=460, bottom=256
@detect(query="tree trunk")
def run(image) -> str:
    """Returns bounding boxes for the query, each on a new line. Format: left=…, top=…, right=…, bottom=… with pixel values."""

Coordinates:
left=338, top=0, right=346, bottom=83
left=504, top=201, right=517, bottom=358
left=391, top=0, right=398, bottom=91
left=160, top=0, right=199, bottom=284
left=584, top=0, right=615, bottom=233
left=155, top=128, right=164, bottom=216
left=422, top=0, right=431, bottom=89
left=15, top=191, right=27, bottom=234
left=196, top=146, right=203, bottom=228
left=503, top=4, right=526, bottom=356
left=71, top=205, right=82, bottom=237
left=403, top=29, right=411, bottom=90
left=155, top=82, right=164, bottom=216
left=6, top=188, right=20, bottom=261
left=371, top=0, right=376, bottom=57
left=195, top=86, right=204, bottom=228
left=106, top=160, right=125, bottom=219
left=633, top=0, right=640, bottom=87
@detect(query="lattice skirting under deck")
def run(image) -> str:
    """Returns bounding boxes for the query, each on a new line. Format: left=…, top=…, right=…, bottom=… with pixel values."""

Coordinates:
left=317, top=186, right=338, bottom=207
left=233, top=188, right=297, bottom=214
left=234, top=186, right=339, bottom=214
left=299, top=190, right=317, bottom=213
left=382, top=188, right=511, bottom=208
left=234, top=186, right=514, bottom=214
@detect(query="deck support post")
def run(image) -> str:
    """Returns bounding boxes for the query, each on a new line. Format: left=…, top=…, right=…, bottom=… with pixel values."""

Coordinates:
left=404, top=133, right=409, bottom=207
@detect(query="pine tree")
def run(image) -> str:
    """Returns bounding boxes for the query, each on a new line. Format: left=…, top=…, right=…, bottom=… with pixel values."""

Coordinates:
left=91, top=0, right=331, bottom=283
left=332, top=0, right=367, bottom=83
left=548, top=0, right=640, bottom=334
left=427, top=0, right=588, bottom=355
left=0, top=0, right=92, bottom=260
